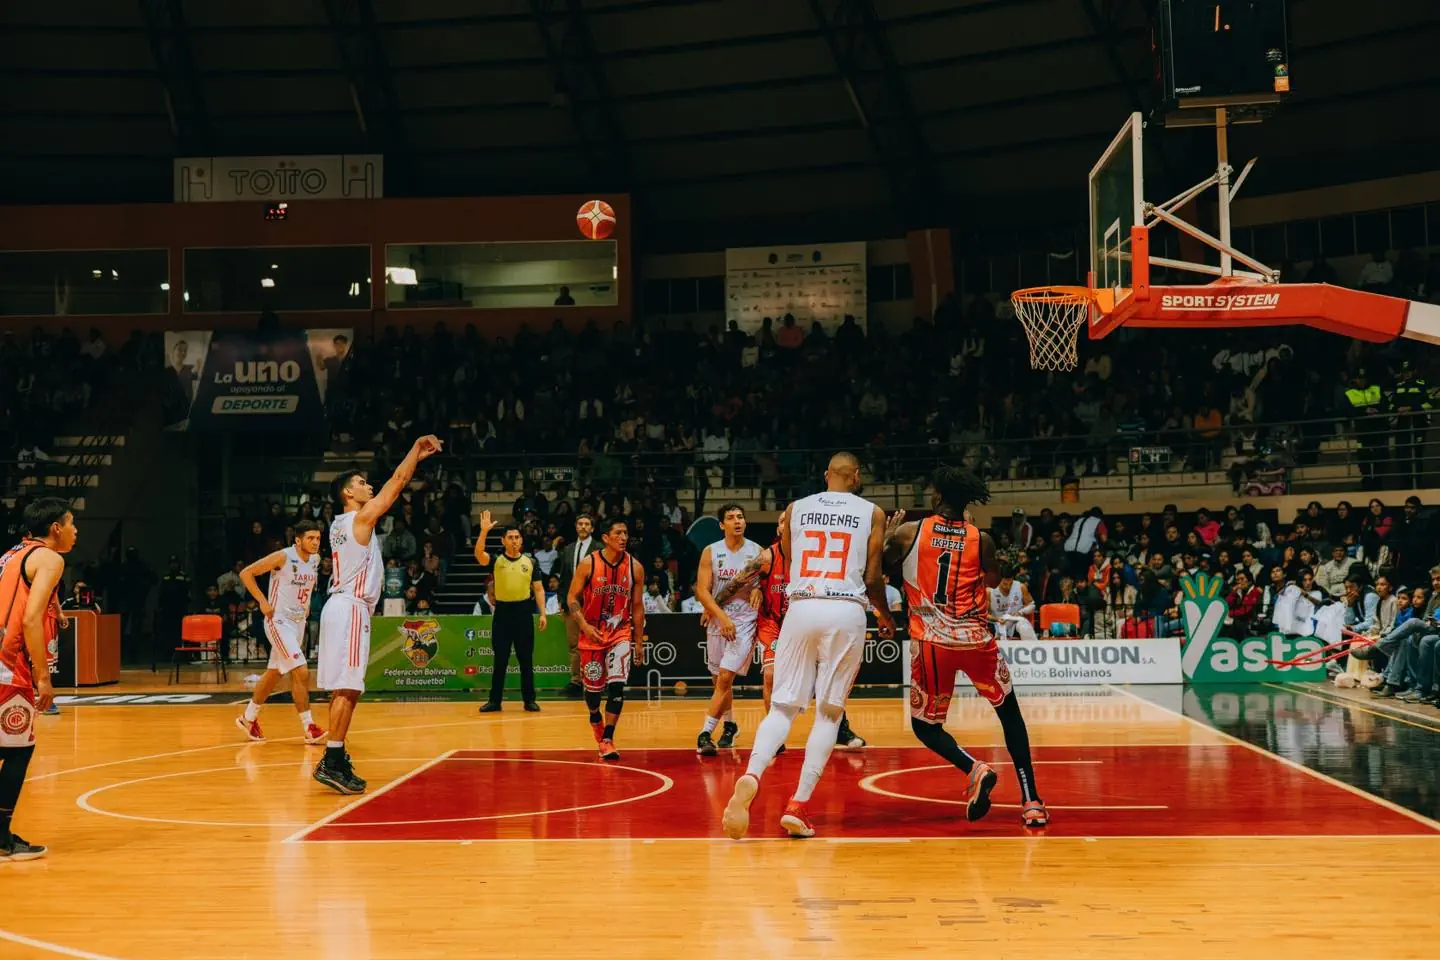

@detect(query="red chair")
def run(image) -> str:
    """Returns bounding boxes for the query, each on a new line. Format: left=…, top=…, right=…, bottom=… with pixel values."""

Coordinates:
left=172, top=614, right=227, bottom=684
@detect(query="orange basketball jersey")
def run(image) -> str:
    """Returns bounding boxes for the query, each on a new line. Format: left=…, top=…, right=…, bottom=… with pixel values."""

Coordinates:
left=579, top=550, right=635, bottom=649
left=0, top=540, right=57, bottom=689
left=900, top=516, right=991, bottom=649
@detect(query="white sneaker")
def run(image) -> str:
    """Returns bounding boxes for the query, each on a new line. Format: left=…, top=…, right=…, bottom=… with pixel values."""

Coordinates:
left=722, top=774, right=759, bottom=840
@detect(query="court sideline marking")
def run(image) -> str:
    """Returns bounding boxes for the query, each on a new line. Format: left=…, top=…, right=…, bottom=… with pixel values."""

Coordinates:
left=1266, top=682, right=1440, bottom=733
left=1105, top=684, right=1440, bottom=832
left=0, top=926, right=124, bottom=960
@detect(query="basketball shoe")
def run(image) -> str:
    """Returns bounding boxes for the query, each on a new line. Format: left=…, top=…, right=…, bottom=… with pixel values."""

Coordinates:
left=722, top=773, right=759, bottom=840
left=235, top=715, right=265, bottom=742
left=780, top=799, right=816, bottom=838
left=696, top=730, right=718, bottom=756
left=0, top=834, right=46, bottom=862
left=598, top=738, right=620, bottom=761
left=716, top=721, right=740, bottom=749
left=303, top=723, right=327, bottom=745
left=965, top=761, right=998, bottom=822
left=1021, top=800, right=1050, bottom=828
left=313, top=754, right=366, bottom=795
left=836, top=714, right=866, bottom=750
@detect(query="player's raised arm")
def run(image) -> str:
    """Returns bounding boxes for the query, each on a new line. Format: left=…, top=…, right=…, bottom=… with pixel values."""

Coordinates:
left=23, top=549, right=65, bottom=711
left=630, top=557, right=646, bottom=665
left=473, top=510, right=496, bottom=566
left=865, top=504, right=895, bottom=639
left=239, top=550, right=288, bottom=618
left=567, top=554, right=598, bottom=642
left=882, top=509, right=918, bottom=571
left=354, top=435, right=443, bottom=538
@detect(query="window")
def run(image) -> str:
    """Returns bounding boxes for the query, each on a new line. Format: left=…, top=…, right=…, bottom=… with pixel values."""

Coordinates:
left=1354, top=211, right=1389, bottom=256
left=1391, top=205, right=1427, bottom=250
left=1320, top=216, right=1355, bottom=258
left=385, top=240, right=617, bottom=309
left=0, top=249, right=168, bottom=317
left=696, top=275, right=724, bottom=312
left=1287, top=220, right=1318, bottom=262
left=185, top=246, right=370, bottom=313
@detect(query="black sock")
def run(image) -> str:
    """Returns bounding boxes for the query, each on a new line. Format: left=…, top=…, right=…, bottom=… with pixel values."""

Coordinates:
left=993, top=692, right=1041, bottom=803
left=602, top=723, right=616, bottom=740
left=588, top=711, right=602, bottom=724
left=911, top=716, right=976, bottom=773
left=325, top=744, right=344, bottom=765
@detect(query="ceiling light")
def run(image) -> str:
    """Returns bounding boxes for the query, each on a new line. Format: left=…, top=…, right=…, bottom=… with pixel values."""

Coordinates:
left=261, top=277, right=275, bottom=288
left=160, top=282, right=170, bottom=291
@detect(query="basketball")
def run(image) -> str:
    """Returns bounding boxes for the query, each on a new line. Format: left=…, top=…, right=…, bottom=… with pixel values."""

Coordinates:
left=576, top=199, right=616, bottom=240
left=673, top=681, right=688, bottom=697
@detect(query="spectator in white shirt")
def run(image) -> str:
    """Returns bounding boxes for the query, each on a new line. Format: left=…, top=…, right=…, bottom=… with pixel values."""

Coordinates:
left=543, top=574, right=562, bottom=615
left=679, top=588, right=703, bottom=614
left=216, top=560, right=244, bottom=598
left=642, top=577, right=673, bottom=614
left=1315, top=545, right=1353, bottom=600
left=534, top=536, right=559, bottom=576
left=883, top=574, right=903, bottom=613
left=1358, top=251, right=1394, bottom=290
left=701, top=426, right=730, bottom=485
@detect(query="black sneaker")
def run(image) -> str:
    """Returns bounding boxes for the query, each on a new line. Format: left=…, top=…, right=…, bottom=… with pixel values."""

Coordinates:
left=696, top=730, right=718, bottom=756
left=479, top=702, right=502, bottom=713
left=1373, top=684, right=1404, bottom=699
left=717, top=721, right=739, bottom=749
left=836, top=716, right=866, bottom=750
left=0, top=834, right=46, bottom=862
left=524, top=701, right=541, bottom=712
left=314, top=757, right=365, bottom=795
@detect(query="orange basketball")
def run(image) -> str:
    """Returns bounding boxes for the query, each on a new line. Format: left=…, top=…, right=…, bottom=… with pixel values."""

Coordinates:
left=577, top=199, right=616, bottom=240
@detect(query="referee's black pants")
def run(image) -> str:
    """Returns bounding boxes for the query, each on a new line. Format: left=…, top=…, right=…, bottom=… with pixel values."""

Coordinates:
left=489, top=602, right=537, bottom=705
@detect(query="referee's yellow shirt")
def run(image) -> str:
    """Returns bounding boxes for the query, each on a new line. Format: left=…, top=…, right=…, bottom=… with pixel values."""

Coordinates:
left=493, top=553, right=539, bottom=603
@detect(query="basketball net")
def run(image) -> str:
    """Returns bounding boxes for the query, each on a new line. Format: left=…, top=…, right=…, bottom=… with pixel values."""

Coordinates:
left=1010, top=286, right=1094, bottom=372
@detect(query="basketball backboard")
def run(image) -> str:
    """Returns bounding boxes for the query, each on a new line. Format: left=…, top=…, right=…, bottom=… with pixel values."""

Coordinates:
left=1088, top=112, right=1144, bottom=306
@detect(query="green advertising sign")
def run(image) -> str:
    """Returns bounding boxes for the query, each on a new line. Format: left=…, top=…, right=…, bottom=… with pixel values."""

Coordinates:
left=366, top=615, right=571, bottom=692
left=1178, top=573, right=1328, bottom=683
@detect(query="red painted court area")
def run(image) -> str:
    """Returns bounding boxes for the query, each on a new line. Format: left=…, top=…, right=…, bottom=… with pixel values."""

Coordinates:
left=303, top=746, right=1438, bottom=842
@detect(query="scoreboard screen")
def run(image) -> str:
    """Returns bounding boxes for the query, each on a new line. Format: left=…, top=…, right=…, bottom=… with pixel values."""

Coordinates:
left=1154, top=0, right=1290, bottom=110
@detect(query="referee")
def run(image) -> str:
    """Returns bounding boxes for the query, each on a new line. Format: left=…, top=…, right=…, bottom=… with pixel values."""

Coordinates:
left=477, top=526, right=547, bottom=713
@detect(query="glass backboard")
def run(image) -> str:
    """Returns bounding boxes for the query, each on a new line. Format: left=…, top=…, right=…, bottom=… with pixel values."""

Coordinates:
left=1088, top=112, right=1145, bottom=298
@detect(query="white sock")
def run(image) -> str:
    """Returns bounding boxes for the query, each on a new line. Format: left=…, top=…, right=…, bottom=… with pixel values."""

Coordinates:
left=327, top=740, right=344, bottom=749
left=243, top=700, right=260, bottom=722
left=702, top=716, right=719, bottom=734
left=793, top=709, right=843, bottom=803
left=745, top=703, right=800, bottom=779
left=723, top=709, right=735, bottom=725
left=299, top=710, right=314, bottom=728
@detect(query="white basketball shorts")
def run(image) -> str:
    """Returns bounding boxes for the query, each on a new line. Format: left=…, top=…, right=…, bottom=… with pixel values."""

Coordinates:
left=317, top=597, right=372, bottom=693
left=264, top=617, right=308, bottom=676
left=769, top=598, right=867, bottom=711
left=706, top=615, right=758, bottom=677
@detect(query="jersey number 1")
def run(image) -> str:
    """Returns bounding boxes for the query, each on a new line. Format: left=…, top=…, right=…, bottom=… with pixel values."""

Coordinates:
left=799, top=531, right=852, bottom=580
left=932, top=550, right=955, bottom=606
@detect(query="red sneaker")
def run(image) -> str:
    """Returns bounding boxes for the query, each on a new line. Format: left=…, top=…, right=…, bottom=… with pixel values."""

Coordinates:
left=235, top=715, right=265, bottom=742
left=598, top=738, right=620, bottom=761
left=591, top=721, right=605, bottom=743
left=1021, top=800, right=1050, bottom=829
left=304, top=723, right=327, bottom=745
left=780, top=799, right=816, bottom=838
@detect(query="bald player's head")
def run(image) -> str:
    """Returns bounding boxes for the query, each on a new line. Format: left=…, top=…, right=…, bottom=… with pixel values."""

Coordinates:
left=825, top=451, right=862, bottom=492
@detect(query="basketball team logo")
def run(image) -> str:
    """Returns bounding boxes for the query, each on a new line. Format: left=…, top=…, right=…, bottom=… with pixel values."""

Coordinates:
left=0, top=694, right=34, bottom=746
left=400, top=619, right=441, bottom=668
left=583, top=660, right=605, bottom=683
left=576, top=199, right=616, bottom=240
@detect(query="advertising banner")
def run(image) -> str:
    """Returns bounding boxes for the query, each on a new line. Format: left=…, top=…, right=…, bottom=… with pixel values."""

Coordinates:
left=174, top=155, right=383, bottom=202
left=163, top=329, right=352, bottom=432
left=1177, top=573, right=1328, bottom=682
left=725, top=241, right=867, bottom=334
left=365, top=615, right=570, bottom=693
left=989, top=637, right=1182, bottom=685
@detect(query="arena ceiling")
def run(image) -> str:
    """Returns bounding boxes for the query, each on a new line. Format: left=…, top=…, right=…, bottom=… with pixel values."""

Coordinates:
left=1, top=0, right=1437, bottom=251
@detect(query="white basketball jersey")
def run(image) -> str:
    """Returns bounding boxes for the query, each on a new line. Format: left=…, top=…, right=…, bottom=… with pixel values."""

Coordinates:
left=329, top=511, right=383, bottom=612
left=268, top=546, right=318, bottom=624
left=710, top=538, right=762, bottom=624
left=786, top=491, right=873, bottom=605
left=990, top=581, right=1025, bottom=619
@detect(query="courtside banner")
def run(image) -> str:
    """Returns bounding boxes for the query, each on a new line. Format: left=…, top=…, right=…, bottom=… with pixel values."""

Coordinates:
left=366, top=615, right=570, bottom=693
left=988, top=638, right=1182, bottom=685
left=163, top=329, right=351, bottom=431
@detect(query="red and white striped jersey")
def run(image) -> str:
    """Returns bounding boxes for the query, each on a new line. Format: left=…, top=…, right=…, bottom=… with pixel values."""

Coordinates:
left=328, top=512, right=383, bottom=612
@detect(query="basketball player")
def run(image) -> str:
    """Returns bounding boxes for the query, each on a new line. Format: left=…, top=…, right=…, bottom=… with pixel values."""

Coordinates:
left=722, top=452, right=893, bottom=840
left=716, top=509, right=867, bottom=754
left=0, top=497, right=77, bottom=861
left=694, top=504, right=761, bottom=755
left=990, top=564, right=1038, bottom=642
left=315, top=435, right=443, bottom=795
left=566, top=517, right=645, bottom=760
left=885, top=466, right=1049, bottom=828
left=235, top=519, right=326, bottom=744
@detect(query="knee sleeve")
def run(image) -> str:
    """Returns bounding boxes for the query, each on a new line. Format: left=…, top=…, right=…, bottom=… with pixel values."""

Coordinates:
left=606, top=681, right=625, bottom=714
left=584, top=691, right=603, bottom=712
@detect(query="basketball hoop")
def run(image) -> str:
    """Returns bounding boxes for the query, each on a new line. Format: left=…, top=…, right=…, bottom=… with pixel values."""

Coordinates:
left=1010, top=286, right=1095, bottom=372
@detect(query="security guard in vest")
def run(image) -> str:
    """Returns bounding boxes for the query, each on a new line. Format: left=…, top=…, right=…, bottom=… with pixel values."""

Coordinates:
left=1345, top=368, right=1383, bottom=490
left=1389, top=360, right=1432, bottom=488
left=477, top=526, right=547, bottom=713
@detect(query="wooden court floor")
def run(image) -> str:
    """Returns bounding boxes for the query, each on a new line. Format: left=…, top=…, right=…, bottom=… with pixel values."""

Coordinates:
left=4, top=681, right=1438, bottom=960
